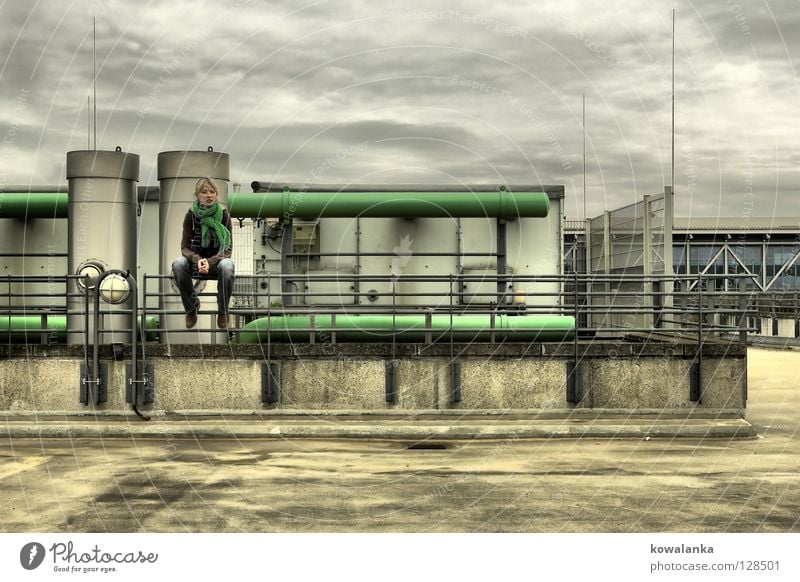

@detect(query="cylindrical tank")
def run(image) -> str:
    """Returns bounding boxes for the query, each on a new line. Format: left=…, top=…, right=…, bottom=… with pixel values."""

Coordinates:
left=66, top=149, right=139, bottom=344
left=157, top=149, right=230, bottom=345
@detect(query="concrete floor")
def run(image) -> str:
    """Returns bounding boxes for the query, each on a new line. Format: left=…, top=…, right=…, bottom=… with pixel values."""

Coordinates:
left=0, top=347, right=797, bottom=532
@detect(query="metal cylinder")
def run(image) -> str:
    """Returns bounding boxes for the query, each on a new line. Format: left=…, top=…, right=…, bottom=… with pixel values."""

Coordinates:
left=157, top=149, right=230, bottom=345
left=66, top=149, right=139, bottom=345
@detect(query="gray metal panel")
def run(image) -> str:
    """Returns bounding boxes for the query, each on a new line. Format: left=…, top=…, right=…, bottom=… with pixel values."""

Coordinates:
left=461, top=266, right=510, bottom=305
left=355, top=217, right=459, bottom=307
left=318, top=218, right=357, bottom=272
left=397, top=217, right=457, bottom=307
left=0, top=218, right=67, bottom=308
left=358, top=218, right=404, bottom=306
left=137, top=198, right=160, bottom=309
left=460, top=217, right=497, bottom=271
left=305, top=270, right=355, bottom=305
left=506, top=199, right=561, bottom=307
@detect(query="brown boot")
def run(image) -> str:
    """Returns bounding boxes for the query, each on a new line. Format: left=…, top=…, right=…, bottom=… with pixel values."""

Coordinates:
left=185, top=308, right=198, bottom=329
left=216, top=312, right=228, bottom=329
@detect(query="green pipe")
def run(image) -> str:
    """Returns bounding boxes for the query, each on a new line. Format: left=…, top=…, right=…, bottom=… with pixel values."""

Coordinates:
left=0, top=315, right=159, bottom=343
left=0, top=193, right=68, bottom=219
left=229, top=189, right=550, bottom=219
left=235, top=314, right=574, bottom=343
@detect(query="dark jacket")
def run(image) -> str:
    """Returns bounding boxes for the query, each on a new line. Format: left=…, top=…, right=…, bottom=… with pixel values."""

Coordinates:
left=180, top=208, right=233, bottom=270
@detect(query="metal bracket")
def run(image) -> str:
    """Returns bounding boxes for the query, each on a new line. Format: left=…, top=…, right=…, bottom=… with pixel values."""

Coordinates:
left=261, top=362, right=281, bottom=405
left=566, top=360, right=583, bottom=404
left=689, top=360, right=702, bottom=403
left=385, top=360, right=396, bottom=404
left=79, top=362, right=107, bottom=405
left=126, top=363, right=155, bottom=405
left=449, top=362, right=462, bottom=404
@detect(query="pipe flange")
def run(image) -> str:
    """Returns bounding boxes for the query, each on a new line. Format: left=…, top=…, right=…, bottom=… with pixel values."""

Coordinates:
left=75, top=259, right=108, bottom=291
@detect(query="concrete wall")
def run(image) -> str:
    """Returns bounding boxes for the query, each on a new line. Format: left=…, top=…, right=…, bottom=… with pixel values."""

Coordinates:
left=588, top=358, right=745, bottom=409
left=0, top=343, right=747, bottom=416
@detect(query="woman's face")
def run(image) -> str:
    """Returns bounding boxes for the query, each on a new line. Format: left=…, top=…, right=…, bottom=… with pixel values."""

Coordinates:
left=196, top=185, right=218, bottom=207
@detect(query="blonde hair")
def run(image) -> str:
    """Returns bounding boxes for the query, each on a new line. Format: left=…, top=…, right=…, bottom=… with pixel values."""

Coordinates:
left=194, top=177, right=218, bottom=196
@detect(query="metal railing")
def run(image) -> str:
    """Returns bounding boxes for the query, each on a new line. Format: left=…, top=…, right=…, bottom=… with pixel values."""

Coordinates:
left=130, top=272, right=767, bottom=341
left=5, top=271, right=797, bottom=349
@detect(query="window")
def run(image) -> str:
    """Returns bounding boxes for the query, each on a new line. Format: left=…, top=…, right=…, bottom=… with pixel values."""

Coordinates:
left=727, top=244, right=762, bottom=289
left=689, top=245, right=721, bottom=274
left=766, top=244, right=800, bottom=290
left=673, top=244, right=687, bottom=275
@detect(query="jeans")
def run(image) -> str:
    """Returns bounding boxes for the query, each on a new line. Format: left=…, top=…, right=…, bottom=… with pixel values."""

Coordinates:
left=171, top=257, right=235, bottom=313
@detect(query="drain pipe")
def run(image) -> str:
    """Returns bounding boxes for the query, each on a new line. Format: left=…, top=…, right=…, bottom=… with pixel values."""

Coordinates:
left=92, top=269, right=149, bottom=420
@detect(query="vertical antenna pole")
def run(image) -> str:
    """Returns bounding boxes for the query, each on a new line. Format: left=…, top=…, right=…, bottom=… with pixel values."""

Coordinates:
left=87, top=95, right=90, bottom=150
left=93, top=16, right=97, bottom=150
left=671, top=9, right=675, bottom=200
left=582, top=93, right=586, bottom=221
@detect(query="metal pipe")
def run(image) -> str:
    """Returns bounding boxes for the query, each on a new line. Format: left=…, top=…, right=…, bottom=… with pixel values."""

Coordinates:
left=0, top=315, right=157, bottom=342
left=235, top=314, right=575, bottom=343
left=229, top=189, right=550, bottom=219
left=0, top=193, right=68, bottom=219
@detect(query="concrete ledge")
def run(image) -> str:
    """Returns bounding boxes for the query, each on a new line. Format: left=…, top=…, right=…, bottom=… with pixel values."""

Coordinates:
left=0, top=415, right=756, bottom=440
left=0, top=340, right=747, bottom=414
left=0, top=340, right=748, bottom=359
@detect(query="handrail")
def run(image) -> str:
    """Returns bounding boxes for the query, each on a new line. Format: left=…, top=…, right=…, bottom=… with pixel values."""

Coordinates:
left=0, top=271, right=774, bottom=345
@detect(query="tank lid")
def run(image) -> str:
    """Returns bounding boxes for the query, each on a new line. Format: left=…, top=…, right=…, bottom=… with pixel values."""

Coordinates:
left=157, top=150, right=230, bottom=181
left=66, top=150, right=140, bottom=181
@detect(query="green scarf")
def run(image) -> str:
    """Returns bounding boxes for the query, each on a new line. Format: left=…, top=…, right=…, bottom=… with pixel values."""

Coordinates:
left=191, top=201, right=231, bottom=252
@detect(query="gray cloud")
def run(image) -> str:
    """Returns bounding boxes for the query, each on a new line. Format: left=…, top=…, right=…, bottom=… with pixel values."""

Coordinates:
left=0, top=0, right=798, bottom=220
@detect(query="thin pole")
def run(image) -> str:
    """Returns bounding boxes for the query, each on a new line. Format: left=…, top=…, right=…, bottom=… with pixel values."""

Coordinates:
left=87, top=95, right=90, bottom=150
left=671, top=9, right=675, bottom=199
left=582, top=93, right=586, bottom=221
left=93, top=16, right=97, bottom=150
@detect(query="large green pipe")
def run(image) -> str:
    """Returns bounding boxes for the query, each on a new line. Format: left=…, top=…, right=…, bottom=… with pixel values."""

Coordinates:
left=235, top=314, right=574, bottom=343
left=0, top=193, right=68, bottom=219
left=228, top=189, right=550, bottom=219
left=0, top=316, right=159, bottom=343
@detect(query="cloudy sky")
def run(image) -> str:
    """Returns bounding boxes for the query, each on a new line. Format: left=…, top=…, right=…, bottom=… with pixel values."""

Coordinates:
left=0, top=0, right=797, bottom=219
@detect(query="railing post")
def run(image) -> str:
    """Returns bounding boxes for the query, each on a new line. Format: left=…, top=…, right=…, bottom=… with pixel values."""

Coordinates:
left=449, top=274, right=454, bottom=360
left=391, top=274, right=397, bottom=361
left=267, top=279, right=272, bottom=364
left=737, top=277, right=749, bottom=344
left=567, top=267, right=582, bottom=404
left=691, top=273, right=703, bottom=403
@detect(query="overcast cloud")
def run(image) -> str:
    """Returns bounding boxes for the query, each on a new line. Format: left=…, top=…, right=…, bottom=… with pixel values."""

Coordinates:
left=1, top=0, right=798, bottom=219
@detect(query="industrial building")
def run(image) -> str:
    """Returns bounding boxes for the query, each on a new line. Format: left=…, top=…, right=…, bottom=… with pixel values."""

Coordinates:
left=565, top=208, right=800, bottom=338
left=0, top=149, right=765, bottom=431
